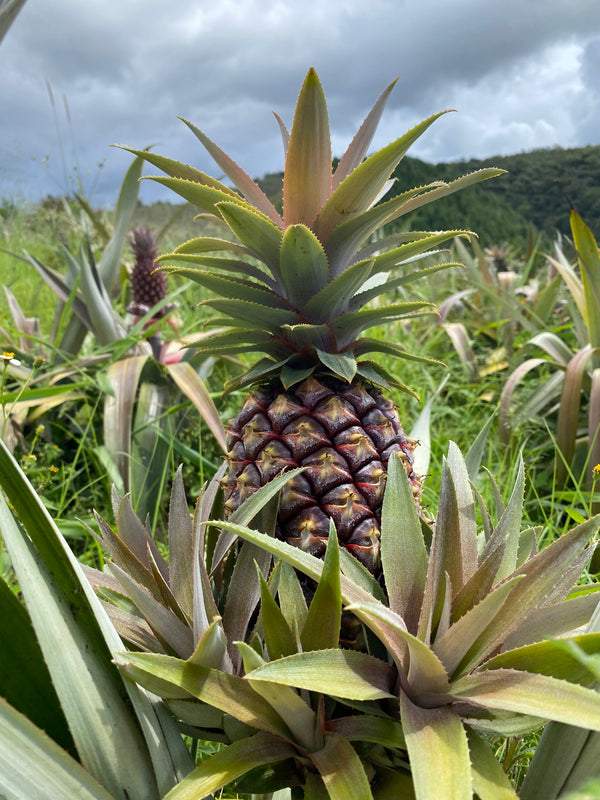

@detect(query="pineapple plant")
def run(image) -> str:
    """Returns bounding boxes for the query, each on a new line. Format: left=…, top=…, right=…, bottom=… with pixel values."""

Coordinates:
left=121, top=68, right=503, bottom=578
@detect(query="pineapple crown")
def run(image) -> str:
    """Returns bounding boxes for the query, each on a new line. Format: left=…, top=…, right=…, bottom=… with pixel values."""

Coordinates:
left=118, top=69, right=504, bottom=394
left=129, top=226, right=159, bottom=262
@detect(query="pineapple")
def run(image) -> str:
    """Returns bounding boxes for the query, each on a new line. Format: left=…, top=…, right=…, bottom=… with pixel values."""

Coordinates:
left=123, top=69, right=502, bottom=576
left=127, top=226, right=178, bottom=360
left=127, top=227, right=169, bottom=319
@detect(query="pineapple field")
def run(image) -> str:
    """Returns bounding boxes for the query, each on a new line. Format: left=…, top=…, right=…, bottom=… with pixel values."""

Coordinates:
left=3, top=67, right=600, bottom=800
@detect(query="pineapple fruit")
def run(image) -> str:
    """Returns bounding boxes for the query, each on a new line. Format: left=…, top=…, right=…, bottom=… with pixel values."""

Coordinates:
left=128, top=227, right=169, bottom=318
left=123, top=68, right=502, bottom=577
left=127, top=226, right=178, bottom=360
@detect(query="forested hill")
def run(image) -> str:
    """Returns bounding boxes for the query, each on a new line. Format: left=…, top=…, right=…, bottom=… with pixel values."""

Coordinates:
left=257, top=144, right=600, bottom=250
left=388, top=144, right=600, bottom=248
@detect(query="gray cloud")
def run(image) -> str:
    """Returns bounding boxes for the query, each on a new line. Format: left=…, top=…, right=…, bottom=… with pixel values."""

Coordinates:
left=2, top=0, right=600, bottom=205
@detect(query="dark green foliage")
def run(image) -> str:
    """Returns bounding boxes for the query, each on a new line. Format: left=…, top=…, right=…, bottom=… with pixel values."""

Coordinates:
left=388, top=146, right=600, bottom=247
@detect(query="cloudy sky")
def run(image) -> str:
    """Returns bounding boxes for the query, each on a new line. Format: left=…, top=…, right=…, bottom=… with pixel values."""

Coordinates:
left=2, top=0, right=600, bottom=207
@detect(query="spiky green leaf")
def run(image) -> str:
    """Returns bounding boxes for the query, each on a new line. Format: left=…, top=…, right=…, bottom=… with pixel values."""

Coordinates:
left=316, top=111, right=449, bottom=243
left=400, top=693, right=471, bottom=800
left=258, top=569, right=298, bottom=661
left=217, top=200, right=285, bottom=279
left=279, top=223, right=329, bottom=307
left=315, top=349, right=357, bottom=383
left=284, top=68, right=331, bottom=227
left=451, top=668, right=600, bottom=730
left=157, top=255, right=277, bottom=288
left=115, top=145, right=240, bottom=192
left=381, top=452, right=428, bottom=633
left=332, top=301, right=436, bottom=346
left=116, top=652, right=292, bottom=738
left=144, top=175, right=248, bottom=216
left=162, top=732, right=296, bottom=800
left=309, top=733, right=374, bottom=800
left=248, top=650, right=396, bottom=700
left=467, top=729, right=519, bottom=800
left=300, top=521, right=342, bottom=651
left=302, top=258, right=374, bottom=323
left=203, top=297, right=299, bottom=329
left=0, top=697, right=115, bottom=800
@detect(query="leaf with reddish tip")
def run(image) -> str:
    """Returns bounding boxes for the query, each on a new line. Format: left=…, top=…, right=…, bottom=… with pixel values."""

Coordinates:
left=456, top=515, right=600, bottom=666
left=167, top=467, right=194, bottom=621
left=283, top=68, right=332, bottom=228
left=180, top=117, right=283, bottom=227
left=332, top=78, right=399, bottom=190
left=432, top=576, right=524, bottom=680
left=502, top=590, right=600, bottom=652
left=108, top=563, right=194, bottom=658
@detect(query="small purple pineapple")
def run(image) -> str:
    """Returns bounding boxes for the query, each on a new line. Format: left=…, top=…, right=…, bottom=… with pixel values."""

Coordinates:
left=127, top=227, right=178, bottom=361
